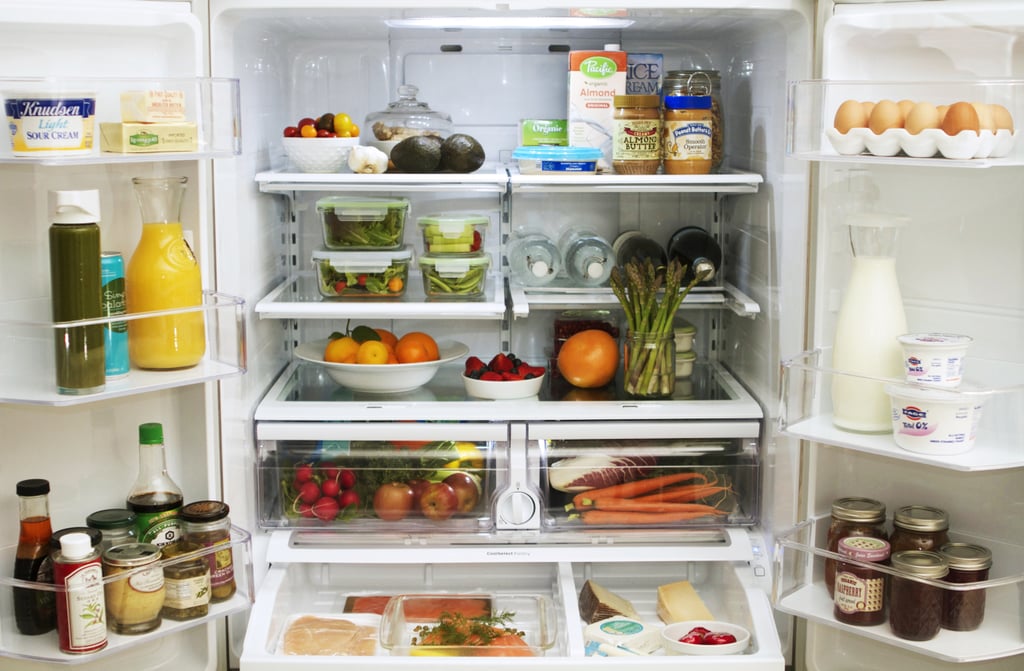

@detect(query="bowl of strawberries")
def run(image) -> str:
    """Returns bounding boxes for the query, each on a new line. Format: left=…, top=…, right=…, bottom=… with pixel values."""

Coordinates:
left=463, top=352, right=546, bottom=400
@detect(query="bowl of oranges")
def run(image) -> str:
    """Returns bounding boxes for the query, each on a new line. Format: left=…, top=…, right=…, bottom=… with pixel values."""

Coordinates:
left=294, top=329, right=468, bottom=393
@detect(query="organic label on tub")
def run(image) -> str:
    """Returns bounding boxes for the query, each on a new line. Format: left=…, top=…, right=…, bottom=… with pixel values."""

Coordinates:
left=568, top=49, right=626, bottom=171
left=5, top=95, right=95, bottom=155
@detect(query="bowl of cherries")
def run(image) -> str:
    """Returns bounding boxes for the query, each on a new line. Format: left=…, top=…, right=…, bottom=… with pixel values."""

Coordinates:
left=660, top=621, right=750, bottom=656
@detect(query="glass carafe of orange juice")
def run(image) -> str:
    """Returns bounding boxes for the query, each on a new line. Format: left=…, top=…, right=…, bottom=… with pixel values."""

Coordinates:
left=126, top=177, right=205, bottom=369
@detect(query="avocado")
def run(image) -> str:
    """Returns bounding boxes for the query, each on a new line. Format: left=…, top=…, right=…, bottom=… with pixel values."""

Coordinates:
left=390, top=134, right=443, bottom=173
left=440, top=133, right=486, bottom=173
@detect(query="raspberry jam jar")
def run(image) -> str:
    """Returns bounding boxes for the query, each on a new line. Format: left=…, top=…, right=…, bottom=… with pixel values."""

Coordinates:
left=833, top=536, right=891, bottom=626
left=889, top=505, right=950, bottom=553
left=825, top=497, right=887, bottom=598
left=889, top=550, right=949, bottom=641
left=939, top=542, right=992, bottom=631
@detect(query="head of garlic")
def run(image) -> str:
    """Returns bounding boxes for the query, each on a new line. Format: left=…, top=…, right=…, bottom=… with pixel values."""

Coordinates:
left=348, top=144, right=389, bottom=174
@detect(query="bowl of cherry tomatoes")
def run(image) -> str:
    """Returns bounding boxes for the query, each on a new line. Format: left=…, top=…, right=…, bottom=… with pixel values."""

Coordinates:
left=660, top=621, right=750, bottom=656
left=282, top=112, right=361, bottom=173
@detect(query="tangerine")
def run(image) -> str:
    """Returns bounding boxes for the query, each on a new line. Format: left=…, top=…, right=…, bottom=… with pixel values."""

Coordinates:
left=324, top=336, right=360, bottom=363
left=395, top=331, right=440, bottom=364
left=356, top=340, right=390, bottom=365
left=556, top=329, right=619, bottom=388
left=374, top=328, right=399, bottom=350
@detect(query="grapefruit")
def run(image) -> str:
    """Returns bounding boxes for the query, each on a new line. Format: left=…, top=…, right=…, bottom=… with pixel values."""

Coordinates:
left=556, top=329, right=618, bottom=388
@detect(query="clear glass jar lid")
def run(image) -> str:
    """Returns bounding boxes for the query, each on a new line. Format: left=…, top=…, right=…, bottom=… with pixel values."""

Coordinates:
left=831, top=496, right=886, bottom=523
left=365, top=84, right=453, bottom=142
left=894, top=504, right=949, bottom=532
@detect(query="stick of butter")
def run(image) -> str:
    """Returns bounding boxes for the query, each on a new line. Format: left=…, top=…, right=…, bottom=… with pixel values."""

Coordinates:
left=100, top=122, right=197, bottom=153
left=120, top=90, right=186, bottom=123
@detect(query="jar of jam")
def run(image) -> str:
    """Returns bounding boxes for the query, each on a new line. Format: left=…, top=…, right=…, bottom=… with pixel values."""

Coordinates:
left=890, top=505, right=950, bottom=553
left=889, top=550, right=949, bottom=641
left=833, top=536, right=890, bottom=626
left=825, top=497, right=887, bottom=598
left=939, top=542, right=992, bottom=631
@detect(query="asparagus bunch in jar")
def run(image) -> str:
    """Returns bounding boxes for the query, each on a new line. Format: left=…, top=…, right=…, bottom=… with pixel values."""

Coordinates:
left=610, top=257, right=707, bottom=398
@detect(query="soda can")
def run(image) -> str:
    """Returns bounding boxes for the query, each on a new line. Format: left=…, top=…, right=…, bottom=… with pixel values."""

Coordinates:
left=101, top=251, right=130, bottom=379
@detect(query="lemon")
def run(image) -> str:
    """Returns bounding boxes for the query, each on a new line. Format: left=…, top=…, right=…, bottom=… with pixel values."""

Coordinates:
left=443, top=442, right=485, bottom=469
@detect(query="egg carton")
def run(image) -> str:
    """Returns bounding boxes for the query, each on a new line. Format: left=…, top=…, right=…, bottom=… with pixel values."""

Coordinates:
left=825, top=127, right=1018, bottom=160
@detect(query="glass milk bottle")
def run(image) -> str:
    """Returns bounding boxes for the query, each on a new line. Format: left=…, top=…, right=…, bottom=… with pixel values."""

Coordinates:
left=832, top=212, right=908, bottom=432
left=507, top=233, right=561, bottom=287
left=126, top=177, right=205, bottom=369
left=559, top=228, right=614, bottom=286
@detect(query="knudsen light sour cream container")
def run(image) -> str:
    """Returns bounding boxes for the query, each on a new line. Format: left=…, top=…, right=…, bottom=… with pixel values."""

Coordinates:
left=898, top=333, right=972, bottom=388
left=4, top=93, right=96, bottom=156
left=886, top=383, right=988, bottom=455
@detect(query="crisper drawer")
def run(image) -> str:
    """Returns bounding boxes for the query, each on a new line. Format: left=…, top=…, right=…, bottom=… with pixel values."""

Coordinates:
left=529, top=421, right=761, bottom=533
left=256, top=422, right=510, bottom=536
left=240, top=558, right=783, bottom=669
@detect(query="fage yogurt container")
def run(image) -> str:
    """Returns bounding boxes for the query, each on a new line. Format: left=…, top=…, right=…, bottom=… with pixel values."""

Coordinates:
left=886, top=383, right=988, bottom=455
left=5, top=93, right=96, bottom=156
left=898, top=333, right=972, bottom=388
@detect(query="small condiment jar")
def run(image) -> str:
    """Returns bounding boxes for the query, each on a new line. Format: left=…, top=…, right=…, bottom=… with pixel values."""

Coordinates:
left=889, top=550, right=949, bottom=641
left=938, top=542, right=992, bottom=631
left=662, top=86, right=713, bottom=174
left=180, top=500, right=236, bottom=602
left=161, top=540, right=211, bottom=621
left=833, top=536, right=890, bottom=626
left=889, top=505, right=950, bottom=553
left=86, top=508, right=137, bottom=551
left=612, top=94, right=662, bottom=175
left=825, top=497, right=887, bottom=598
left=101, top=542, right=165, bottom=635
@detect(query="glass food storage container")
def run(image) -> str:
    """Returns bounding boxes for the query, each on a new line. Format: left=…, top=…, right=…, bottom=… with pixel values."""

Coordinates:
left=316, top=196, right=410, bottom=250
left=364, top=84, right=453, bottom=157
left=418, top=254, right=490, bottom=300
left=312, top=247, right=412, bottom=299
left=418, top=213, right=488, bottom=255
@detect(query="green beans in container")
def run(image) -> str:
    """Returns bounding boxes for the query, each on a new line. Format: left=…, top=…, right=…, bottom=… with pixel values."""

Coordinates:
left=313, top=246, right=412, bottom=299
left=418, top=253, right=490, bottom=300
left=316, top=196, right=409, bottom=250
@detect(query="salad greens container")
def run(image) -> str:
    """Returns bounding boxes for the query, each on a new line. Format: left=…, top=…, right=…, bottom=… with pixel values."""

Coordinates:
left=418, top=253, right=490, bottom=300
left=417, top=213, right=488, bottom=255
left=313, top=246, right=412, bottom=299
left=316, top=196, right=410, bottom=250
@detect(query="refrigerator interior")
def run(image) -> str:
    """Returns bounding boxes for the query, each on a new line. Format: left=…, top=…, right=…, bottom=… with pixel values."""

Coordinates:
left=782, top=2, right=1024, bottom=670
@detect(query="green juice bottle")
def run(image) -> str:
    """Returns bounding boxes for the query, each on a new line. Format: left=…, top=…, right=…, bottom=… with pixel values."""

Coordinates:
left=48, top=190, right=105, bottom=395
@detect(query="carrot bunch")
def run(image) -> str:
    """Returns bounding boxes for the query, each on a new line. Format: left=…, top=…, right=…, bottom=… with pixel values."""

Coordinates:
left=565, top=470, right=733, bottom=525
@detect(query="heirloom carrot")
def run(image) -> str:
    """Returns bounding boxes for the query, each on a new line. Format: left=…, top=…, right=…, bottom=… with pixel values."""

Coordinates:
left=631, top=483, right=732, bottom=504
left=590, top=499, right=727, bottom=515
left=568, top=471, right=706, bottom=510
left=577, top=509, right=724, bottom=525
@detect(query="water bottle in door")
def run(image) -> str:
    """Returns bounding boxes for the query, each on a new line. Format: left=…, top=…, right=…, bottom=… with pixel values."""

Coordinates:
left=507, top=233, right=561, bottom=287
left=559, top=229, right=614, bottom=286
left=667, top=226, right=721, bottom=286
left=831, top=212, right=908, bottom=433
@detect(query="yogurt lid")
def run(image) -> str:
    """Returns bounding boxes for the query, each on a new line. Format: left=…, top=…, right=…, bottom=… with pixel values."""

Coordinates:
left=884, top=383, right=990, bottom=405
left=898, top=333, right=973, bottom=347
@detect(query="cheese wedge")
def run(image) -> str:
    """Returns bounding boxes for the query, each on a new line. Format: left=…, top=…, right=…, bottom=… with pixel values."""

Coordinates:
left=578, top=580, right=640, bottom=624
left=656, top=580, right=714, bottom=624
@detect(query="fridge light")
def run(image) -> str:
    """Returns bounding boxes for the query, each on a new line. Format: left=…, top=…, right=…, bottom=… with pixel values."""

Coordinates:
left=385, top=17, right=634, bottom=30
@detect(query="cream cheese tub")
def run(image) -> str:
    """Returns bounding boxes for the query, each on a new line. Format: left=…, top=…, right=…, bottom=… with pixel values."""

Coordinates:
left=5, top=93, right=96, bottom=156
left=898, top=333, right=972, bottom=388
left=886, top=383, right=988, bottom=455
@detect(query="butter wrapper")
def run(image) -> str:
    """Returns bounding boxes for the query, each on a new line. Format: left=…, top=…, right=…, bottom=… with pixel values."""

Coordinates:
left=519, top=119, right=567, bottom=146
left=120, top=90, right=186, bottom=123
left=100, top=122, right=197, bottom=153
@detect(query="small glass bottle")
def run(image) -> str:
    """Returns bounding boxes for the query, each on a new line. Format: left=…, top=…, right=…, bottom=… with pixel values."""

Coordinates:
left=126, top=422, right=184, bottom=548
left=834, top=536, right=890, bottom=626
left=181, top=500, right=235, bottom=602
left=53, top=532, right=107, bottom=654
left=824, top=497, right=887, bottom=598
left=612, top=231, right=666, bottom=269
left=507, top=233, right=561, bottom=287
left=889, top=505, right=950, bottom=553
left=612, top=94, right=662, bottom=175
left=939, top=542, right=992, bottom=632
left=86, top=508, right=137, bottom=551
left=559, top=229, right=614, bottom=286
left=13, top=478, right=55, bottom=635
left=889, top=550, right=949, bottom=641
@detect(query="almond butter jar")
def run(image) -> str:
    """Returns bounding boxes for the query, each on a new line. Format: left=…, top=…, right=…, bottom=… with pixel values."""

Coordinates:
left=612, top=94, right=662, bottom=174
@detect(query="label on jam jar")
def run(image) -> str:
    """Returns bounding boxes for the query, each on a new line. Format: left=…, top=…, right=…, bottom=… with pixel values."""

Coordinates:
left=833, top=536, right=890, bottom=626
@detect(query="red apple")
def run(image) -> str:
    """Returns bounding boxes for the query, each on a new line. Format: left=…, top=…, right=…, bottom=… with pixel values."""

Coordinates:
left=407, top=478, right=431, bottom=512
left=443, top=472, right=481, bottom=513
left=373, top=482, right=414, bottom=521
left=419, top=482, right=459, bottom=521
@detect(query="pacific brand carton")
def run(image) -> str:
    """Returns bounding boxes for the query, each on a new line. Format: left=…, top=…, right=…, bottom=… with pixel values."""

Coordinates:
left=568, top=48, right=627, bottom=171
left=627, top=53, right=664, bottom=96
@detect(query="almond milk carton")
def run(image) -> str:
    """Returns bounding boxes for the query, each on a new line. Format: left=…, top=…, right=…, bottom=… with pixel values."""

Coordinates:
left=568, top=46, right=627, bottom=172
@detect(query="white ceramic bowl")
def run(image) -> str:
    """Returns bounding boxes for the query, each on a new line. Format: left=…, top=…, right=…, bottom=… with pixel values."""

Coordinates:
left=660, top=621, right=751, bottom=656
left=294, top=339, right=468, bottom=393
left=282, top=136, right=359, bottom=173
left=463, top=372, right=545, bottom=400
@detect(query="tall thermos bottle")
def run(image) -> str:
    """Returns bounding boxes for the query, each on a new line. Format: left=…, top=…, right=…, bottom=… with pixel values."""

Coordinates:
left=48, top=190, right=105, bottom=395
left=831, top=212, right=909, bottom=432
left=559, top=228, right=614, bottom=286
left=667, top=225, right=721, bottom=286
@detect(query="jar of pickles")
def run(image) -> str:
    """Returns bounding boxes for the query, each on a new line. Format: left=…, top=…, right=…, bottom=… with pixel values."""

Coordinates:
left=890, top=505, right=950, bottom=553
left=824, top=497, right=887, bottom=598
left=161, top=540, right=211, bottom=621
left=180, top=500, right=235, bottom=602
